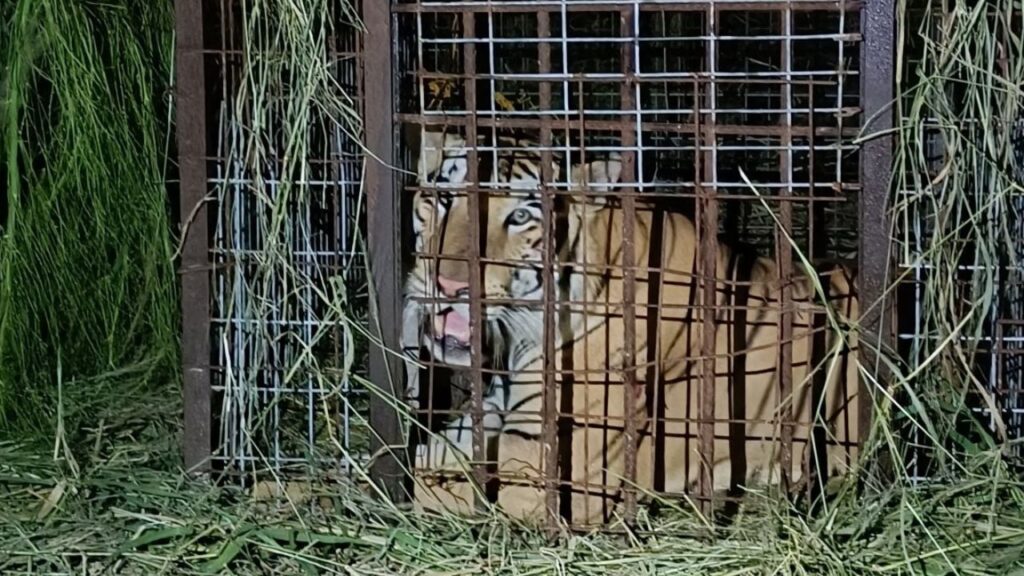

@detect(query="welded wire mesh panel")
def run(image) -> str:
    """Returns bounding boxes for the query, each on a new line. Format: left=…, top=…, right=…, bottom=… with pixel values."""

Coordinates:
left=893, top=0, right=1024, bottom=479
left=195, top=0, right=369, bottom=480
left=397, top=0, right=863, bottom=527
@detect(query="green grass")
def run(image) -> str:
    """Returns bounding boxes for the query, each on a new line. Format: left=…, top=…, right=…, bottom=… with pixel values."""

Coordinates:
left=0, top=0, right=179, bottom=442
left=886, top=0, right=1024, bottom=476
left=1, top=390, right=1022, bottom=575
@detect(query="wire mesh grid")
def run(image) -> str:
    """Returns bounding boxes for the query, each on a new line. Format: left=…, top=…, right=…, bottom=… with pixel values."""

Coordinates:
left=397, top=0, right=864, bottom=526
left=200, top=0, right=370, bottom=479
left=893, top=0, right=1024, bottom=481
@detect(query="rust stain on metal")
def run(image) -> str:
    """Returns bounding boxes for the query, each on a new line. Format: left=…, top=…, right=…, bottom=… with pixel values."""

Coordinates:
left=397, top=113, right=859, bottom=140
left=536, top=10, right=561, bottom=529
left=461, top=10, right=489, bottom=506
left=618, top=6, right=640, bottom=524
left=393, top=1, right=862, bottom=14
left=778, top=10, right=795, bottom=492
left=697, top=7, right=719, bottom=517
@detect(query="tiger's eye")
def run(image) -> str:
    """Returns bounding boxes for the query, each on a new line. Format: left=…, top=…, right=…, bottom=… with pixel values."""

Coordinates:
left=509, top=208, right=532, bottom=226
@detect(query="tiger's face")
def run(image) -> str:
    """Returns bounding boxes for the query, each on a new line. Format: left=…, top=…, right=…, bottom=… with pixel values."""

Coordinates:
left=409, top=130, right=621, bottom=365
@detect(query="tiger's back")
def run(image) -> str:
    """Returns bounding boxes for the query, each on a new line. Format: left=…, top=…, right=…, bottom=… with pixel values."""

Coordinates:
left=494, top=202, right=860, bottom=523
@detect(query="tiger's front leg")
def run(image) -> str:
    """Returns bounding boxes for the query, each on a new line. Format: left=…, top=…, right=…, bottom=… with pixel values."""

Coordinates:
left=413, top=377, right=505, bottom=515
left=492, top=432, right=548, bottom=522
left=400, top=297, right=423, bottom=412
left=483, top=371, right=550, bottom=523
left=488, top=369, right=619, bottom=526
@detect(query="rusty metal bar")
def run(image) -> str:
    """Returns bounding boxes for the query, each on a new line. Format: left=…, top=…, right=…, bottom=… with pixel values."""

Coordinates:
left=396, top=406, right=841, bottom=428
left=536, top=11, right=561, bottom=528
left=807, top=78, right=823, bottom=492
left=810, top=90, right=847, bottom=487
left=175, top=0, right=212, bottom=475
left=808, top=80, right=819, bottom=294
left=778, top=7, right=795, bottom=494
left=365, top=0, right=408, bottom=501
left=807, top=46, right=832, bottom=500
left=619, top=4, right=640, bottom=524
left=393, top=1, right=863, bottom=14
left=685, top=76, right=701, bottom=510
left=575, top=83, right=596, bottom=524
left=647, top=10, right=671, bottom=498
left=412, top=74, right=854, bottom=87
left=859, top=0, right=894, bottom=449
left=697, top=5, right=720, bottom=520
left=461, top=10, right=488, bottom=506
left=397, top=114, right=860, bottom=140
left=404, top=185, right=853, bottom=203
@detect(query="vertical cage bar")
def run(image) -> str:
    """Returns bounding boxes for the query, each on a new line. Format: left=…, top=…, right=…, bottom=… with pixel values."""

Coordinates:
left=698, top=3, right=720, bottom=518
left=365, top=0, right=408, bottom=501
left=619, top=4, right=640, bottom=524
left=575, top=83, right=595, bottom=524
left=537, top=10, right=560, bottom=528
left=414, top=1, right=438, bottom=458
left=462, top=10, right=488, bottom=505
left=175, top=0, right=212, bottom=475
left=777, top=7, right=795, bottom=493
left=859, top=0, right=895, bottom=449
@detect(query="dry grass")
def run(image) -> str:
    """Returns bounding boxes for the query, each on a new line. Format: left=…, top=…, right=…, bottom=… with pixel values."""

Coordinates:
left=1, top=391, right=1022, bottom=575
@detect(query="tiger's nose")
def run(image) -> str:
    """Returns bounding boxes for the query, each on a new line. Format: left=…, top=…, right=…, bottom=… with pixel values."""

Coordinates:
left=437, top=275, right=470, bottom=298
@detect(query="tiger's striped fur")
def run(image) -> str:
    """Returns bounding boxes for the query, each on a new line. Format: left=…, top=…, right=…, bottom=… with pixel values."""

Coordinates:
left=401, top=130, right=560, bottom=439
left=405, top=130, right=861, bottom=526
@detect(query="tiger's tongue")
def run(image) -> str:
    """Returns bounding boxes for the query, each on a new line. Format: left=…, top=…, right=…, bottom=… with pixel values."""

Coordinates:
left=433, top=310, right=470, bottom=346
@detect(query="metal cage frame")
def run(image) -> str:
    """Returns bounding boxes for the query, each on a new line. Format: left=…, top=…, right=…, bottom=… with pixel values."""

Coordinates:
left=380, top=0, right=894, bottom=525
left=174, top=0, right=898, bottom=528
left=174, top=0, right=372, bottom=481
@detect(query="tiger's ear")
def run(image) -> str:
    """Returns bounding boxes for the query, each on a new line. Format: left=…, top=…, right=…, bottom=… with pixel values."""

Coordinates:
left=417, top=130, right=444, bottom=183
left=417, top=130, right=465, bottom=184
left=570, top=157, right=622, bottom=212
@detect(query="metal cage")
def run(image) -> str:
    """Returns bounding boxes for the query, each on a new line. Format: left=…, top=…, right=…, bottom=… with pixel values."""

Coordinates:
left=175, top=0, right=370, bottom=480
left=893, top=0, right=1024, bottom=479
left=387, top=0, right=891, bottom=527
left=174, top=0, right=910, bottom=529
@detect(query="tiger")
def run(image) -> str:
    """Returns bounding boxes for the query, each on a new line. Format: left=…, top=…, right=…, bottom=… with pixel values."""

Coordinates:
left=400, top=130, right=560, bottom=417
left=403, top=129, right=861, bottom=527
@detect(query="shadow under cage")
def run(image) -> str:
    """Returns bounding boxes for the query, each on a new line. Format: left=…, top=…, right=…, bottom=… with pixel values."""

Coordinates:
left=392, top=0, right=890, bottom=528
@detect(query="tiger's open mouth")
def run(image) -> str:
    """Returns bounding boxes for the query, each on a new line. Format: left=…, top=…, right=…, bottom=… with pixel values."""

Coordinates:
left=432, top=308, right=471, bottom=350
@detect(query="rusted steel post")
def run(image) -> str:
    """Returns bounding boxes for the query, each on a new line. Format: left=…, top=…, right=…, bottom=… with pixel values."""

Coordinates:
left=536, top=10, right=562, bottom=529
left=461, top=11, right=488, bottom=508
left=619, top=5, right=640, bottom=524
left=365, top=0, right=408, bottom=502
left=859, top=0, right=895, bottom=450
left=778, top=8, right=795, bottom=494
left=698, top=6, right=721, bottom=516
left=175, top=0, right=212, bottom=476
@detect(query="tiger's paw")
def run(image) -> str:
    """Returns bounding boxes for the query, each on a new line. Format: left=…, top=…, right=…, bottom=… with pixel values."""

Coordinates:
left=412, top=441, right=481, bottom=517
